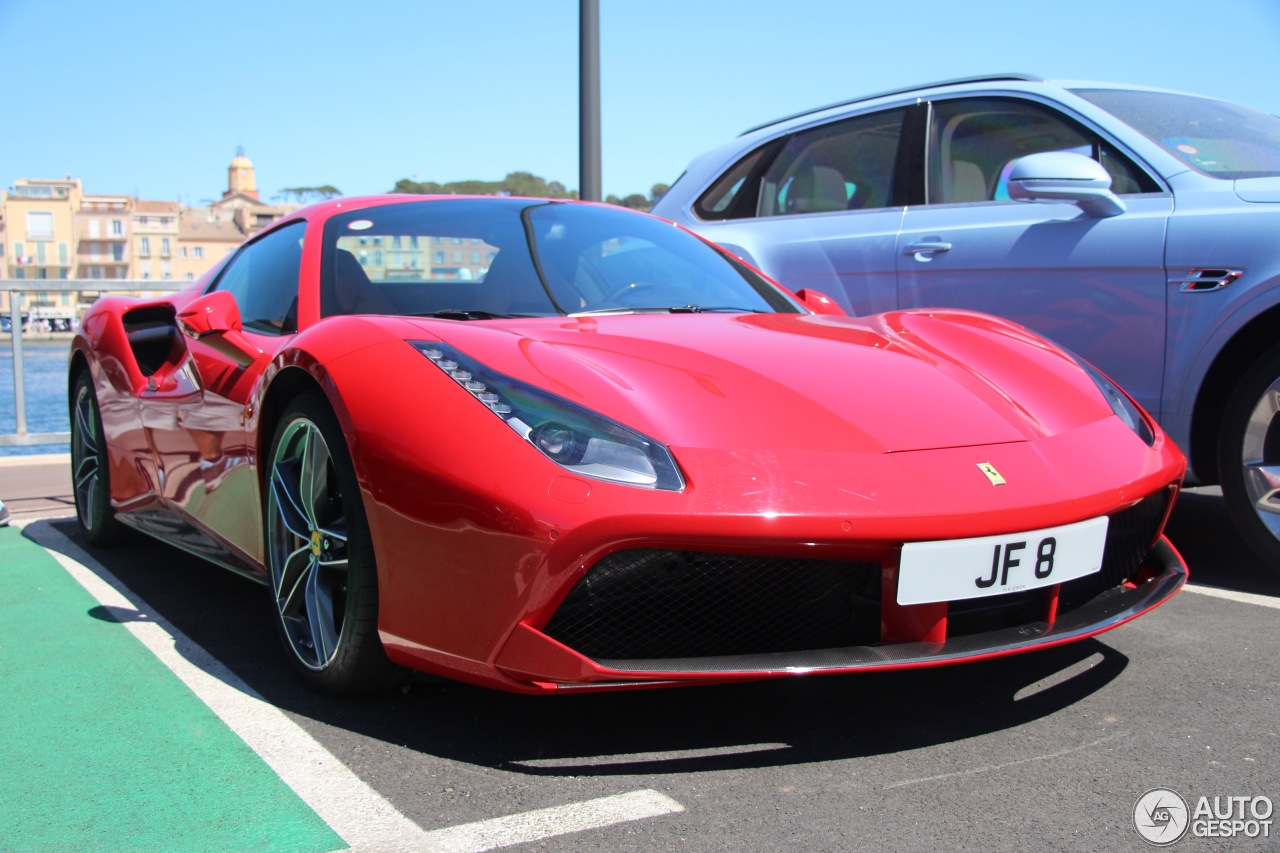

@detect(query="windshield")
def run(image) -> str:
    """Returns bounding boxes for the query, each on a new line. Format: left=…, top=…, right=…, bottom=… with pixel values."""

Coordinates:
left=320, top=198, right=799, bottom=318
left=1072, top=88, right=1280, bottom=179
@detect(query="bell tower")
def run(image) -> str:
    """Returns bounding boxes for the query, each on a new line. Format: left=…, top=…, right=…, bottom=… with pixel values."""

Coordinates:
left=225, top=145, right=259, bottom=200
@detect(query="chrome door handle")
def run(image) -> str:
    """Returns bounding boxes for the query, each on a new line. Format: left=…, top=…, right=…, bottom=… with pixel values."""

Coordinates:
left=904, top=241, right=952, bottom=262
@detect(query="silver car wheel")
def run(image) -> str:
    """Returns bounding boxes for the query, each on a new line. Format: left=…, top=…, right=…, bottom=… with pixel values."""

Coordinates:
left=1241, top=378, right=1280, bottom=540
left=266, top=416, right=349, bottom=671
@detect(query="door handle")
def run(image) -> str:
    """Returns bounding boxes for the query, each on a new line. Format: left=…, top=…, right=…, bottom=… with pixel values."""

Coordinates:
left=903, top=241, right=952, bottom=262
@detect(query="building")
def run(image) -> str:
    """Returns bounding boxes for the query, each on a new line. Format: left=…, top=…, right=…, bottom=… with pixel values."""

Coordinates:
left=3, top=177, right=80, bottom=282
left=2, top=150, right=299, bottom=316
left=76, top=191, right=133, bottom=282
left=174, top=217, right=242, bottom=282
left=132, top=200, right=180, bottom=283
left=2, top=177, right=84, bottom=320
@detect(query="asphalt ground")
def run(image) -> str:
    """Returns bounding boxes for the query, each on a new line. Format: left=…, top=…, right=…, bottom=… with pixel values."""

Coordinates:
left=1, top=457, right=1277, bottom=852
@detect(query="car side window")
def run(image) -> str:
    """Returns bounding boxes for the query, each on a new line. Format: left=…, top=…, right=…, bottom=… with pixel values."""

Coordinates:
left=757, top=108, right=908, bottom=217
left=926, top=97, right=1159, bottom=205
left=212, top=221, right=305, bottom=334
left=693, top=144, right=777, bottom=221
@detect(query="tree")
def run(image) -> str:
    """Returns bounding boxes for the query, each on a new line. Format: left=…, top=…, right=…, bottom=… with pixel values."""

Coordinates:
left=388, top=172, right=666, bottom=207
left=389, top=172, right=577, bottom=198
left=278, top=186, right=344, bottom=203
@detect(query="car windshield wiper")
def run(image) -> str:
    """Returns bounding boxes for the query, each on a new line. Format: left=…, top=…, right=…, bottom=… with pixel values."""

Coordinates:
left=569, top=305, right=764, bottom=316
left=408, top=309, right=514, bottom=320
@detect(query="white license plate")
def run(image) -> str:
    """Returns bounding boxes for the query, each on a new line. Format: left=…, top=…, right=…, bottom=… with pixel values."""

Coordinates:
left=897, top=516, right=1110, bottom=605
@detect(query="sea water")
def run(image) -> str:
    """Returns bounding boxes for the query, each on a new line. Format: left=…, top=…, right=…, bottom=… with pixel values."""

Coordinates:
left=0, top=338, right=74, bottom=457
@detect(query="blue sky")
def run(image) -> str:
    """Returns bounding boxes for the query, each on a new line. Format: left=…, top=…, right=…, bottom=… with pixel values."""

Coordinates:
left=3, top=0, right=1278, bottom=204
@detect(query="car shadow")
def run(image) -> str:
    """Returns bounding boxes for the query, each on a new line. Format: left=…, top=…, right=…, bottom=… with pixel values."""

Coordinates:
left=331, top=641, right=1127, bottom=777
left=35, top=517, right=1143, bottom=777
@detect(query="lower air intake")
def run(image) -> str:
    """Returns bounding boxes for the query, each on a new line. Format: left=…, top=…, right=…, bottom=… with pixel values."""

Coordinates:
left=543, top=551, right=881, bottom=660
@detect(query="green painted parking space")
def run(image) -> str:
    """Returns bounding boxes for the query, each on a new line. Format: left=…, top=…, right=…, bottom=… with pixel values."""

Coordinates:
left=0, top=526, right=345, bottom=853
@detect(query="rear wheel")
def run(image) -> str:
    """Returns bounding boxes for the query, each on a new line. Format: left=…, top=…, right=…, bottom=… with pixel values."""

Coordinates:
left=70, top=372, right=126, bottom=545
left=1219, top=343, right=1280, bottom=568
left=265, top=391, right=399, bottom=694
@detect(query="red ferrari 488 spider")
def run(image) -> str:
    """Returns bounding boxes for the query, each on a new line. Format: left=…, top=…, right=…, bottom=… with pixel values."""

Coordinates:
left=69, top=196, right=1186, bottom=694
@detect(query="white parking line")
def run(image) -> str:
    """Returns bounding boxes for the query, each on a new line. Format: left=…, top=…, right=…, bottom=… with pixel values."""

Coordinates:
left=1182, top=582, right=1280, bottom=610
left=419, top=790, right=684, bottom=853
left=22, top=520, right=684, bottom=853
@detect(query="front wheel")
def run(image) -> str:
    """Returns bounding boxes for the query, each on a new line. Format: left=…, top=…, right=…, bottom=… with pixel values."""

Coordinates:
left=1219, top=343, right=1280, bottom=568
left=265, top=391, right=399, bottom=694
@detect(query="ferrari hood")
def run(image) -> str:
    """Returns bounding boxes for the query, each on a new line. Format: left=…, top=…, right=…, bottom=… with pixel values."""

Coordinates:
left=404, top=310, right=1118, bottom=455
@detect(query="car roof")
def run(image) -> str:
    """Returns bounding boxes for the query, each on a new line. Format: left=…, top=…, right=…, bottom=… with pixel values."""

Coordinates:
left=739, top=73, right=1043, bottom=135
left=737, top=73, right=1213, bottom=137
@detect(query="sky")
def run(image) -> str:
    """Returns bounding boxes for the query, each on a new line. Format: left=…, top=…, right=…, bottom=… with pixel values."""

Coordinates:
left=2, top=0, right=1279, bottom=205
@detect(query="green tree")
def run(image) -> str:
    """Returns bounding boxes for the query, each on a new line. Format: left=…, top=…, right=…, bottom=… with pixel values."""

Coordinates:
left=278, top=186, right=344, bottom=203
left=389, top=172, right=578, bottom=199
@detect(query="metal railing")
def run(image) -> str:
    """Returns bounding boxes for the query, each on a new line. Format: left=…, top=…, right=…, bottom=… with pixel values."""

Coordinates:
left=1, top=279, right=184, bottom=447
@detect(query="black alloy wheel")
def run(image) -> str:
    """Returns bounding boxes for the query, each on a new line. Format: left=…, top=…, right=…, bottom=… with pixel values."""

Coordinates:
left=265, top=390, right=399, bottom=694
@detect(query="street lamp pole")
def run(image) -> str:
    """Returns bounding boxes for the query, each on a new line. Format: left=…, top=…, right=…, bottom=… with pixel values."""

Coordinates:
left=579, top=0, right=601, bottom=202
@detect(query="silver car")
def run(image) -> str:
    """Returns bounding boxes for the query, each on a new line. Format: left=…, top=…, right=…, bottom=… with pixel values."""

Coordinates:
left=653, top=73, right=1280, bottom=570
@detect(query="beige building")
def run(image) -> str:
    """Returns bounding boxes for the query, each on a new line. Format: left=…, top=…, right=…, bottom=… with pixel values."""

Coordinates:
left=2, top=150, right=299, bottom=315
left=2, top=178, right=83, bottom=319
left=76, top=192, right=133, bottom=282
left=132, top=200, right=180, bottom=283
left=3, top=178, right=80, bottom=282
left=174, top=217, right=243, bottom=282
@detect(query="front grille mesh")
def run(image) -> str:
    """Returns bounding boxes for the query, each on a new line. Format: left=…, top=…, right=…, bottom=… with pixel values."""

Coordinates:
left=543, top=552, right=881, bottom=660
left=543, top=487, right=1174, bottom=662
left=1060, top=486, right=1173, bottom=608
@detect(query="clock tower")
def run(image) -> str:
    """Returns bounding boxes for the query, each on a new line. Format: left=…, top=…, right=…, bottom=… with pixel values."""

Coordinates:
left=225, top=145, right=259, bottom=200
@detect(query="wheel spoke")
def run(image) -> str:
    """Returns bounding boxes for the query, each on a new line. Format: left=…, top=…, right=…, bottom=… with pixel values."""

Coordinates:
left=270, top=462, right=312, bottom=541
left=299, top=425, right=330, bottom=531
left=1244, top=463, right=1280, bottom=513
left=276, top=545, right=314, bottom=617
left=317, top=553, right=348, bottom=570
left=74, top=454, right=97, bottom=491
left=305, top=564, right=339, bottom=664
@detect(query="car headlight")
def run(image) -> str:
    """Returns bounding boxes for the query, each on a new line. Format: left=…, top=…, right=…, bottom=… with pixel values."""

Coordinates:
left=412, top=341, right=685, bottom=490
left=1067, top=353, right=1155, bottom=446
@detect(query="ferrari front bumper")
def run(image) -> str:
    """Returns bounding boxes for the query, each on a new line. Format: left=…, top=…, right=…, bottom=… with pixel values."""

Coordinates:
left=493, top=535, right=1186, bottom=689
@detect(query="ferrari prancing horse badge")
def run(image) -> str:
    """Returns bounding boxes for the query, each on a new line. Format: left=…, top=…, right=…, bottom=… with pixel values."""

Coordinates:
left=977, top=462, right=1007, bottom=485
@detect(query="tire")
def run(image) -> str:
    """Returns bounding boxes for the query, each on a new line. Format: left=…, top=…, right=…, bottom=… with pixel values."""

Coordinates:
left=1219, top=342, right=1280, bottom=568
left=70, top=371, right=127, bottom=545
left=264, top=391, right=400, bottom=694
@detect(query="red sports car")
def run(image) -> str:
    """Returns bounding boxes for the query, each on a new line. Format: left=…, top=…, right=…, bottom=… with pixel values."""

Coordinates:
left=69, top=196, right=1186, bottom=695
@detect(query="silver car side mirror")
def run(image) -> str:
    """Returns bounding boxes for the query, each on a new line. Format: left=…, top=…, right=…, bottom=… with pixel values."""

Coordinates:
left=1006, top=151, right=1126, bottom=218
